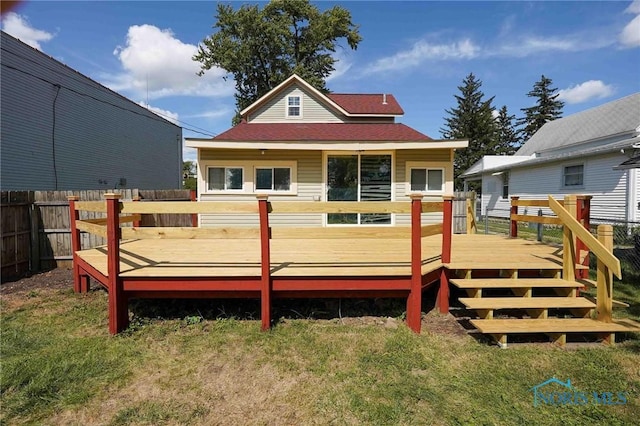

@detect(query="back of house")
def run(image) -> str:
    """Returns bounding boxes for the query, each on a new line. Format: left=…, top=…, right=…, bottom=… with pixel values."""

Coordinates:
left=186, top=74, right=467, bottom=227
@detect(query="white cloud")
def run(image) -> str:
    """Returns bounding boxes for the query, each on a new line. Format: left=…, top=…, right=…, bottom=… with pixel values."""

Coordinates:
left=184, top=108, right=232, bottom=120
left=367, top=38, right=479, bottom=73
left=620, top=14, right=640, bottom=48
left=625, top=0, right=640, bottom=14
left=558, top=80, right=615, bottom=104
left=327, top=51, right=353, bottom=82
left=106, top=25, right=234, bottom=99
left=1, top=12, right=54, bottom=50
left=138, top=101, right=180, bottom=125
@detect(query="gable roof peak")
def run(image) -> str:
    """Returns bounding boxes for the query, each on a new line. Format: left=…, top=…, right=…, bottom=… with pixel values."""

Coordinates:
left=239, top=74, right=403, bottom=118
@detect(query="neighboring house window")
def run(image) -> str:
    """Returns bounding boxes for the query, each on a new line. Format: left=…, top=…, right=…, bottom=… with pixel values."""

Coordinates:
left=255, top=167, right=291, bottom=191
left=563, top=164, right=584, bottom=187
left=409, top=167, right=444, bottom=193
left=287, top=96, right=301, bottom=118
left=208, top=167, right=243, bottom=191
left=502, top=172, right=509, bottom=199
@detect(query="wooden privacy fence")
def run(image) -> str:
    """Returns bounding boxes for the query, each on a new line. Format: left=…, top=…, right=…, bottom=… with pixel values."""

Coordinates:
left=70, top=193, right=455, bottom=334
left=0, top=189, right=194, bottom=282
left=453, top=191, right=477, bottom=234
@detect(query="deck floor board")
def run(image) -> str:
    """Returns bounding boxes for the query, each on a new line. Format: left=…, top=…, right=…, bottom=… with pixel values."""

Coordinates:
left=76, top=234, right=563, bottom=279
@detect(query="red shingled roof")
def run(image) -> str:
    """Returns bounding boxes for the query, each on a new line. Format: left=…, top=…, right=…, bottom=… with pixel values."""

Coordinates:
left=213, top=122, right=432, bottom=142
left=327, top=93, right=404, bottom=115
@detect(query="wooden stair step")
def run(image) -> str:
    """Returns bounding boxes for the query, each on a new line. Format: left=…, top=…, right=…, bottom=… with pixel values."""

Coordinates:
left=450, top=279, right=585, bottom=289
left=470, top=318, right=631, bottom=334
left=460, top=297, right=596, bottom=310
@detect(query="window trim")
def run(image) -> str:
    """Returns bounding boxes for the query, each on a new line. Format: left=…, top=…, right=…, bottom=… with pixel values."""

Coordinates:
left=201, top=160, right=297, bottom=195
left=206, top=166, right=245, bottom=192
left=322, top=151, right=396, bottom=227
left=405, top=162, right=446, bottom=195
left=254, top=166, right=293, bottom=193
left=286, top=95, right=303, bottom=119
left=501, top=171, right=509, bottom=199
left=562, top=163, right=585, bottom=188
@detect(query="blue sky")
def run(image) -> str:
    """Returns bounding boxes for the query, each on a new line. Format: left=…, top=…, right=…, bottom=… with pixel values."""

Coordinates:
left=3, top=1, right=639, bottom=162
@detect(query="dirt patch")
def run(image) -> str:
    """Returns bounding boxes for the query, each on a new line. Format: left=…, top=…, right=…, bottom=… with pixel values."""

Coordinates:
left=1, top=268, right=73, bottom=296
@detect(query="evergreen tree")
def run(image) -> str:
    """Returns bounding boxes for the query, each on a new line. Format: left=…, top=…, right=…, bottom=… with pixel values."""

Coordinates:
left=494, top=105, right=520, bottom=155
left=517, top=75, right=564, bottom=141
left=441, top=73, right=497, bottom=189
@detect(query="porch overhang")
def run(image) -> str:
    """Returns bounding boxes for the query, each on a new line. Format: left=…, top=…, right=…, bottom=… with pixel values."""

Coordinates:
left=185, top=138, right=469, bottom=151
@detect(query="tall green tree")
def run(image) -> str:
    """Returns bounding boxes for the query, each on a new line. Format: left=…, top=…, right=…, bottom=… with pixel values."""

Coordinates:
left=441, top=73, right=497, bottom=189
left=494, top=105, right=520, bottom=155
left=517, top=75, right=564, bottom=141
left=182, top=161, right=196, bottom=190
left=194, top=0, right=362, bottom=124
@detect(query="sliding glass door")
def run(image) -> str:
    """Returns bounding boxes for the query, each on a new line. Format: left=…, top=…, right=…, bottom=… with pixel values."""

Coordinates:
left=326, top=154, right=392, bottom=225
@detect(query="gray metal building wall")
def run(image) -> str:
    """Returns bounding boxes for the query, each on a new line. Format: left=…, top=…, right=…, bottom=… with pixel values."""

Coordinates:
left=0, top=32, right=182, bottom=191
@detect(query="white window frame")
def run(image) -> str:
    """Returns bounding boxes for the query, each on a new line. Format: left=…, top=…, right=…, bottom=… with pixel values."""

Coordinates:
left=286, top=95, right=302, bottom=119
left=206, top=166, right=245, bottom=193
left=563, top=163, right=584, bottom=188
left=254, top=165, right=294, bottom=193
left=322, top=151, right=395, bottom=227
left=201, top=160, right=297, bottom=195
left=405, top=161, right=446, bottom=195
left=501, top=171, right=509, bottom=199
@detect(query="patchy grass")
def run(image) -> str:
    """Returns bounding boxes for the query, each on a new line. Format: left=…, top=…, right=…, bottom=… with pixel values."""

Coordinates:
left=1, top=278, right=639, bottom=425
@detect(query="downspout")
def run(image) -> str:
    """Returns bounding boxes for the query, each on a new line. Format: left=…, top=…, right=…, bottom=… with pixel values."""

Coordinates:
left=628, top=168, right=638, bottom=222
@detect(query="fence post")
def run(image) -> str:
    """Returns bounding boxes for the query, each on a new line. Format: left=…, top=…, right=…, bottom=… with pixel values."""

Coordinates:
left=537, top=209, right=543, bottom=242
left=132, top=196, right=142, bottom=227
left=407, top=194, right=423, bottom=333
left=105, top=193, right=127, bottom=334
left=438, top=195, right=454, bottom=314
left=484, top=211, right=489, bottom=235
left=466, top=193, right=477, bottom=234
left=190, top=189, right=198, bottom=228
left=576, top=195, right=592, bottom=279
left=67, top=196, right=82, bottom=293
left=29, top=199, right=41, bottom=273
left=257, top=194, right=272, bottom=331
left=596, top=225, right=614, bottom=323
left=510, top=196, right=519, bottom=238
left=562, top=195, right=577, bottom=283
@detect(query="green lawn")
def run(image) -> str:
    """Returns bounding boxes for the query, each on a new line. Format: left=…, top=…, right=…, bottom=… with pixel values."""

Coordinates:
left=1, top=277, right=639, bottom=425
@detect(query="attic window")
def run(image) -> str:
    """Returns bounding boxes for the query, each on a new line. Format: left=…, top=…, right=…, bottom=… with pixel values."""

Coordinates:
left=287, top=96, right=301, bottom=118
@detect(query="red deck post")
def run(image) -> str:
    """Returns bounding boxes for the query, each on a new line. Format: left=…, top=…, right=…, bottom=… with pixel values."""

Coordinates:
left=132, top=196, right=141, bottom=227
left=190, top=189, right=198, bottom=227
left=576, top=195, right=592, bottom=279
left=105, top=193, right=127, bottom=334
left=407, top=194, right=423, bottom=333
left=257, top=195, right=272, bottom=331
left=510, top=196, right=520, bottom=238
left=68, top=196, right=84, bottom=293
left=437, top=195, right=453, bottom=314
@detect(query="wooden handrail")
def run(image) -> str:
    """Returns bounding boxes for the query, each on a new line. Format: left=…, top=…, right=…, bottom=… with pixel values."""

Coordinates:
left=75, top=201, right=107, bottom=212
left=76, top=220, right=107, bottom=238
left=510, top=214, right=562, bottom=225
left=512, top=199, right=565, bottom=207
left=121, top=227, right=260, bottom=240
left=548, top=196, right=621, bottom=278
left=120, top=201, right=259, bottom=214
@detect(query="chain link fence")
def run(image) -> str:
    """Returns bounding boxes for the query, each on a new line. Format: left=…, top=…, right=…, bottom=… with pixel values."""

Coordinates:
left=477, top=207, right=640, bottom=283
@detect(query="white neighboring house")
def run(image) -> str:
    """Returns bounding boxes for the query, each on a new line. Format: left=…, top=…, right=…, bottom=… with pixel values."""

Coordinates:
left=461, top=93, right=640, bottom=223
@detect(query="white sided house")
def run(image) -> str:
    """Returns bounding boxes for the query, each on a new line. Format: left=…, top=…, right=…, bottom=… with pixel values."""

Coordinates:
left=0, top=31, right=183, bottom=191
left=186, top=74, right=467, bottom=227
left=461, top=93, right=640, bottom=223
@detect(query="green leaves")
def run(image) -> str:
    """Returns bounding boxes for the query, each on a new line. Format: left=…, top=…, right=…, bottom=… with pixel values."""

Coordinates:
left=193, top=0, right=362, bottom=124
left=517, top=74, right=564, bottom=141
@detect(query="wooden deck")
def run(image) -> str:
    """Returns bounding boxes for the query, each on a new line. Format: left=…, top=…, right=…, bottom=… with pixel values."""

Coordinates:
left=70, top=194, right=639, bottom=343
left=76, top=234, right=563, bottom=280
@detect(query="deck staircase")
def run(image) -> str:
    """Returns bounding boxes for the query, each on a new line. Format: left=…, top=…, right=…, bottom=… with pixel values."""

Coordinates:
left=451, top=274, right=631, bottom=347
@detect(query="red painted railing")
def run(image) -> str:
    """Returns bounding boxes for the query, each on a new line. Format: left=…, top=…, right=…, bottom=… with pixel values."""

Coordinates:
left=70, top=194, right=455, bottom=334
